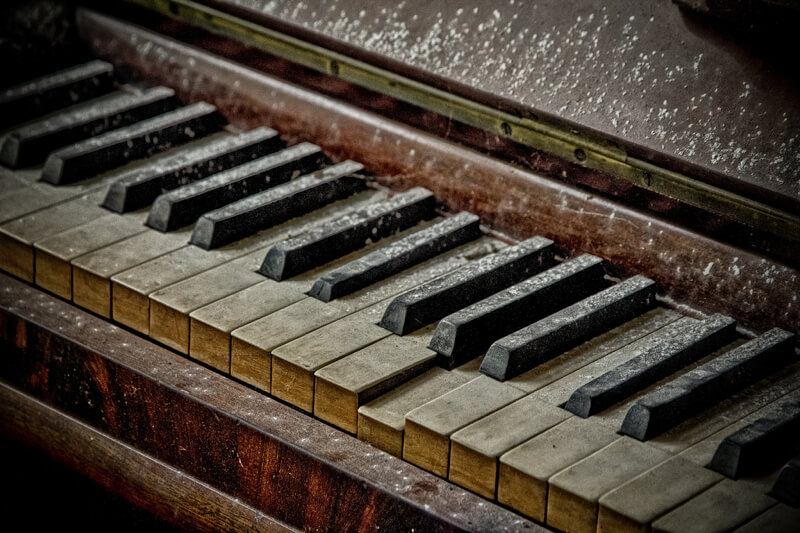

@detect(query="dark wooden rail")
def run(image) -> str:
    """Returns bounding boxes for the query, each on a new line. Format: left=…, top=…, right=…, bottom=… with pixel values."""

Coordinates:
left=0, top=273, right=540, bottom=532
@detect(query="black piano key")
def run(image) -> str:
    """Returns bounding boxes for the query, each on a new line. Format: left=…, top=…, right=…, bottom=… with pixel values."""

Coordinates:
left=0, top=60, right=114, bottom=128
left=190, top=160, right=366, bottom=250
left=0, top=87, right=178, bottom=168
left=380, top=236, right=556, bottom=336
left=146, top=142, right=327, bottom=231
left=429, top=254, right=607, bottom=369
left=564, top=313, right=737, bottom=418
left=308, top=211, right=481, bottom=302
left=480, top=275, right=656, bottom=381
left=40, top=102, right=226, bottom=185
left=770, top=457, right=800, bottom=507
left=102, top=127, right=283, bottom=213
left=620, top=328, right=796, bottom=440
left=259, top=187, right=436, bottom=281
left=709, top=397, right=800, bottom=478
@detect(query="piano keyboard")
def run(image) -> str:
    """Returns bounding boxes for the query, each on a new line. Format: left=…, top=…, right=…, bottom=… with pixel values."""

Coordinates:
left=1, top=60, right=798, bottom=533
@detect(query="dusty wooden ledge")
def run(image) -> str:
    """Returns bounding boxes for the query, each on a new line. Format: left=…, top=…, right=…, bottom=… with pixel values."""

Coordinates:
left=76, top=9, right=798, bottom=338
left=0, top=273, right=541, bottom=532
left=0, top=383, right=297, bottom=533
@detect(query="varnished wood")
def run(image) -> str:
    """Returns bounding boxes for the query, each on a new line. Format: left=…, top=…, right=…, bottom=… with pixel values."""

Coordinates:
left=0, top=383, right=297, bottom=533
left=0, top=272, right=540, bottom=532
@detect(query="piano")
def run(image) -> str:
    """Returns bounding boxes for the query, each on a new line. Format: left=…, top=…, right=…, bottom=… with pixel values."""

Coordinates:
left=1, top=1, right=798, bottom=531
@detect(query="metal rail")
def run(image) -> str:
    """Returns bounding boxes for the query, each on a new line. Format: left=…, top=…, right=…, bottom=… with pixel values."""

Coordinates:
left=126, top=0, right=799, bottom=243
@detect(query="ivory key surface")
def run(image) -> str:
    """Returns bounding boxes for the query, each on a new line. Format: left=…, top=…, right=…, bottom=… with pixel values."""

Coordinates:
left=358, top=360, right=481, bottom=457
left=546, top=438, right=671, bottom=533
left=71, top=228, right=191, bottom=317
left=403, top=375, right=524, bottom=478
left=449, top=395, right=570, bottom=498
left=597, top=456, right=722, bottom=533
left=34, top=212, right=148, bottom=298
left=497, top=417, right=618, bottom=522
left=314, top=327, right=438, bottom=434
left=652, top=479, right=776, bottom=533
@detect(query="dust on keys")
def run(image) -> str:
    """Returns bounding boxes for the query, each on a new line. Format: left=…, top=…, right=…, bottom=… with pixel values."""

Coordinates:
left=1, top=61, right=797, bottom=533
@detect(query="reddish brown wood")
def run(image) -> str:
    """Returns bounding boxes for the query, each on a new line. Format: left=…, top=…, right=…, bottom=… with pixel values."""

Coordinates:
left=0, top=273, right=542, bottom=533
left=77, top=9, right=798, bottom=338
left=0, top=383, right=297, bottom=533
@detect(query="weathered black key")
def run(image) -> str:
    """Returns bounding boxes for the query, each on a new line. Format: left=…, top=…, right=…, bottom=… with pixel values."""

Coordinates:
left=564, top=313, right=737, bottom=417
left=102, top=127, right=283, bottom=213
left=308, top=211, right=481, bottom=302
left=147, top=142, right=326, bottom=231
left=1, top=87, right=178, bottom=168
left=191, top=160, right=366, bottom=250
left=380, top=236, right=556, bottom=336
left=709, top=394, right=800, bottom=478
left=429, top=254, right=607, bottom=369
left=40, top=102, right=225, bottom=185
left=259, top=187, right=436, bottom=281
left=620, top=328, right=795, bottom=440
left=480, top=275, right=656, bottom=381
left=771, top=457, right=800, bottom=507
left=0, top=60, right=114, bottom=128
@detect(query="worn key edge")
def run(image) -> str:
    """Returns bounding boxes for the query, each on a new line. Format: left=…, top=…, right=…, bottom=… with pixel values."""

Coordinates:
left=0, top=86, right=178, bottom=168
left=708, top=399, right=800, bottom=478
left=620, top=328, right=797, bottom=441
left=481, top=275, right=657, bottom=381
left=769, top=458, right=800, bottom=507
left=40, top=102, right=224, bottom=185
left=380, top=235, right=555, bottom=336
left=0, top=60, right=115, bottom=128
left=102, top=127, right=282, bottom=213
left=190, top=161, right=366, bottom=250
left=429, top=254, right=607, bottom=368
left=147, top=142, right=325, bottom=232
left=309, top=211, right=481, bottom=302
left=259, top=187, right=435, bottom=281
left=565, top=313, right=738, bottom=418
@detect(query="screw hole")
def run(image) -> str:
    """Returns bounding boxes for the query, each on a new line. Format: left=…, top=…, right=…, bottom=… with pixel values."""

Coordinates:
left=329, top=61, right=339, bottom=76
left=645, top=171, right=653, bottom=186
left=574, top=148, right=587, bottom=161
left=501, top=122, right=512, bottom=135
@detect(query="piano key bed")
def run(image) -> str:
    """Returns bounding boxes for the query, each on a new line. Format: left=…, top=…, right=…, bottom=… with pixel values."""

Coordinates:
left=1, top=61, right=798, bottom=533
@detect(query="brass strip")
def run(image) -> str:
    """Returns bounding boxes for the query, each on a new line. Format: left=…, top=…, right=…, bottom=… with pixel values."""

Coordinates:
left=126, top=0, right=799, bottom=241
